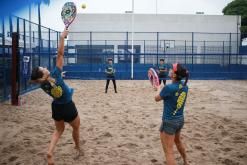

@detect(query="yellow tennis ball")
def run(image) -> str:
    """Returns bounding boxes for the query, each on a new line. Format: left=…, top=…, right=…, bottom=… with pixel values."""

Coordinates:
left=81, top=4, right=86, bottom=9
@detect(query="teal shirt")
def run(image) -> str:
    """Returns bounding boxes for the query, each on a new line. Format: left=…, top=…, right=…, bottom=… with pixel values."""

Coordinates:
left=105, top=64, right=115, bottom=77
left=41, top=67, right=74, bottom=104
left=158, top=64, right=168, bottom=76
left=160, top=81, right=188, bottom=120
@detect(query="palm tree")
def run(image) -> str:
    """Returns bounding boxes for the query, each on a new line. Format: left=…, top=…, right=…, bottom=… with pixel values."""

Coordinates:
left=29, top=0, right=50, bottom=65
left=34, top=0, right=50, bottom=65
left=37, top=0, right=50, bottom=34
left=36, top=0, right=50, bottom=40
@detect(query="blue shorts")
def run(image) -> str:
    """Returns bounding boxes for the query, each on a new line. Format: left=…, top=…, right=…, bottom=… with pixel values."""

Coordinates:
left=159, top=117, right=184, bottom=135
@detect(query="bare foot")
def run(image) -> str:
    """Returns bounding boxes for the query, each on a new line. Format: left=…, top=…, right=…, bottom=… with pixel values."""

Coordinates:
left=47, top=153, right=55, bottom=165
left=74, top=147, right=84, bottom=160
left=184, top=160, right=189, bottom=165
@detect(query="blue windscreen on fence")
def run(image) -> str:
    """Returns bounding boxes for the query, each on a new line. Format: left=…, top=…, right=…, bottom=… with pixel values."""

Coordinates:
left=0, top=15, right=59, bottom=101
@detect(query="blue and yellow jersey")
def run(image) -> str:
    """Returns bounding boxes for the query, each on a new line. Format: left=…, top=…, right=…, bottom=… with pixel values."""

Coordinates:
left=41, top=67, right=74, bottom=104
left=105, top=64, right=115, bottom=77
left=159, top=81, right=188, bottom=120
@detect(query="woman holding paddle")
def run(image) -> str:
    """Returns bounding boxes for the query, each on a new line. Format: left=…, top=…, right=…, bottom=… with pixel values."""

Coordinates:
left=29, top=29, right=81, bottom=165
left=155, top=63, right=189, bottom=165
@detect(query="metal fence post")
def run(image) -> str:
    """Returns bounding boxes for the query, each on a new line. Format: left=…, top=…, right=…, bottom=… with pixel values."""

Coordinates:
left=105, top=40, right=107, bottom=61
left=9, top=15, right=13, bottom=35
left=29, top=17, right=32, bottom=73
left=156, top=32, right=159, bottom=65
left=11, top=32, right=20, bottom=106
left=66, top=37, right=69, bottom=65
left=185, top=40, right=186, bottom=65
left=192, top=32, right=194, bottom=71
left=223, top=41, right=225, bottom=66
left=90, top=31, right=92, bottom=71
left=126, top=31, right=128, bottom=52
left=48, top=28, right=51, bottom=70
left=23, top=19, right=27, bottom=90
left=144, top=40, right=146, bottom=64
left=126, top=31, right=128, bottom=72
left=38, top=23, right=41, bottom=66
left=57, top=31, right=59, bottom=50
left=229, top=33, right=232, bottom=70
left=17, top=17, right=21, bottom=99
left=2, top=17, right=7, bottom=100
left=203, top=40, right=206, bottom=72
left=237, top=32, right=239, bottom=63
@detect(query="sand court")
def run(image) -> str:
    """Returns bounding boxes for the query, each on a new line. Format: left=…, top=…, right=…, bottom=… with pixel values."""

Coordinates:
left=0, top=80, right=247, bottom=165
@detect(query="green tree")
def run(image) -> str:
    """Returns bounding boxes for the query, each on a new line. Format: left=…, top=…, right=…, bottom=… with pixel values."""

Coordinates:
left=223, top=0, right=247, bottom=34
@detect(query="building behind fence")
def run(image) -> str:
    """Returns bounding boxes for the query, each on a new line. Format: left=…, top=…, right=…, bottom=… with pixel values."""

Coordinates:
left=0, top=15, right=247, bottom=101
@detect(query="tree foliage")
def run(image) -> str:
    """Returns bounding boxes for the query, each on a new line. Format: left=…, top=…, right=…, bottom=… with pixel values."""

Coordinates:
left=223, top=0, right=247, bottom=33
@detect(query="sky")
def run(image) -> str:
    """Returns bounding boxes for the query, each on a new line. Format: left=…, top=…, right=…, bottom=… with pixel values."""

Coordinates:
left=14, top=0, right=233, bottom=31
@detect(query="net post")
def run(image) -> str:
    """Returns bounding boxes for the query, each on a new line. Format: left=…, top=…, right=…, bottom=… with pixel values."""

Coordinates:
left=11, top=32, right=20, bottom=106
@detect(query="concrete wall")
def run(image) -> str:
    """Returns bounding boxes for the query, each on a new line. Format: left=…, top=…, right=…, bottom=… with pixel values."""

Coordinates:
left=68, top=14, right=241, bottom=64
left=70, top=14, right=240, bottom=34
left=69, top=13, right=240, bottom=45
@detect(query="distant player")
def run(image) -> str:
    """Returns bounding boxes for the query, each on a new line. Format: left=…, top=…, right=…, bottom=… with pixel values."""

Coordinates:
left=29, top=29, right=81, bottom=165
left=105, top=58, right=117, bottom=93
left=155, top=63, right=189, bottom=165
left=156, top=59, right=169, bottom=86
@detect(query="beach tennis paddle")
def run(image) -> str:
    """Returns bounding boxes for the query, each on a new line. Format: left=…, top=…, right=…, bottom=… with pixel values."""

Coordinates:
left=148, top=68, right=160, bottom=89
left=61, top=2, right=77, bottom=30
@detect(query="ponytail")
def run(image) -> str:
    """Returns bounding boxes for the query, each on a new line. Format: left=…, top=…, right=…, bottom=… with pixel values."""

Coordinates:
left=173, top=63, right=189, bottom=85
left=183, top=70, right=189, bottom=86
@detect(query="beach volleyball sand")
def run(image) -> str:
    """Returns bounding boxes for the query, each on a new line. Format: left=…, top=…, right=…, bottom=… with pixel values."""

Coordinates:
left=0, top=80, right=246, bottom=165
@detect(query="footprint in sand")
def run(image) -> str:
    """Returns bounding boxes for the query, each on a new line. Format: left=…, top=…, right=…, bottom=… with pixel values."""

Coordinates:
left=237, top=154, right=247, bottom=159
left=150, top=158, right=158, bottom=163
left=187, top=130, right=192, bottom=133
left=153, top=137, right=160, bottom=142
left=81, top=139, right=86, bottom=145
left=8, top=156, right=18, bottom=162
left=194, top=145, right=203, bottom=151
left=221, top=130, right=229, bottom=136
left=36, top=152, right=44, bottom=157
left=194, top=133, right=203, bottom=138
left=101, top=132, right=113, bottom=138
left=221, top=158, right=238, bottom=165
left=222, top=147, right=232, bottom=152
left=233, top=136, right=246, bottom=141
left=149, top=124, right=157, bottom=129
left=120, top=143, right=139, bottom=149
left=210, top=124, right=217, bottom=129
left=125, top=120, right=133, bottom=124
left=137, top=134, right=144, bottom=139
left=223, top=118, right=231, bottom=122
left=218, top=125, right=224, bottom=129
left=121, top=134, right=127, bottom=137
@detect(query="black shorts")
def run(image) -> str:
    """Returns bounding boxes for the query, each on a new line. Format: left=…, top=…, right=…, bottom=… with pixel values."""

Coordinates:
left=159, top=74, right=167, bottom=79
left=107, top=75, right=115, bottom=80
left=51, top=101, right=78, bottom=122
